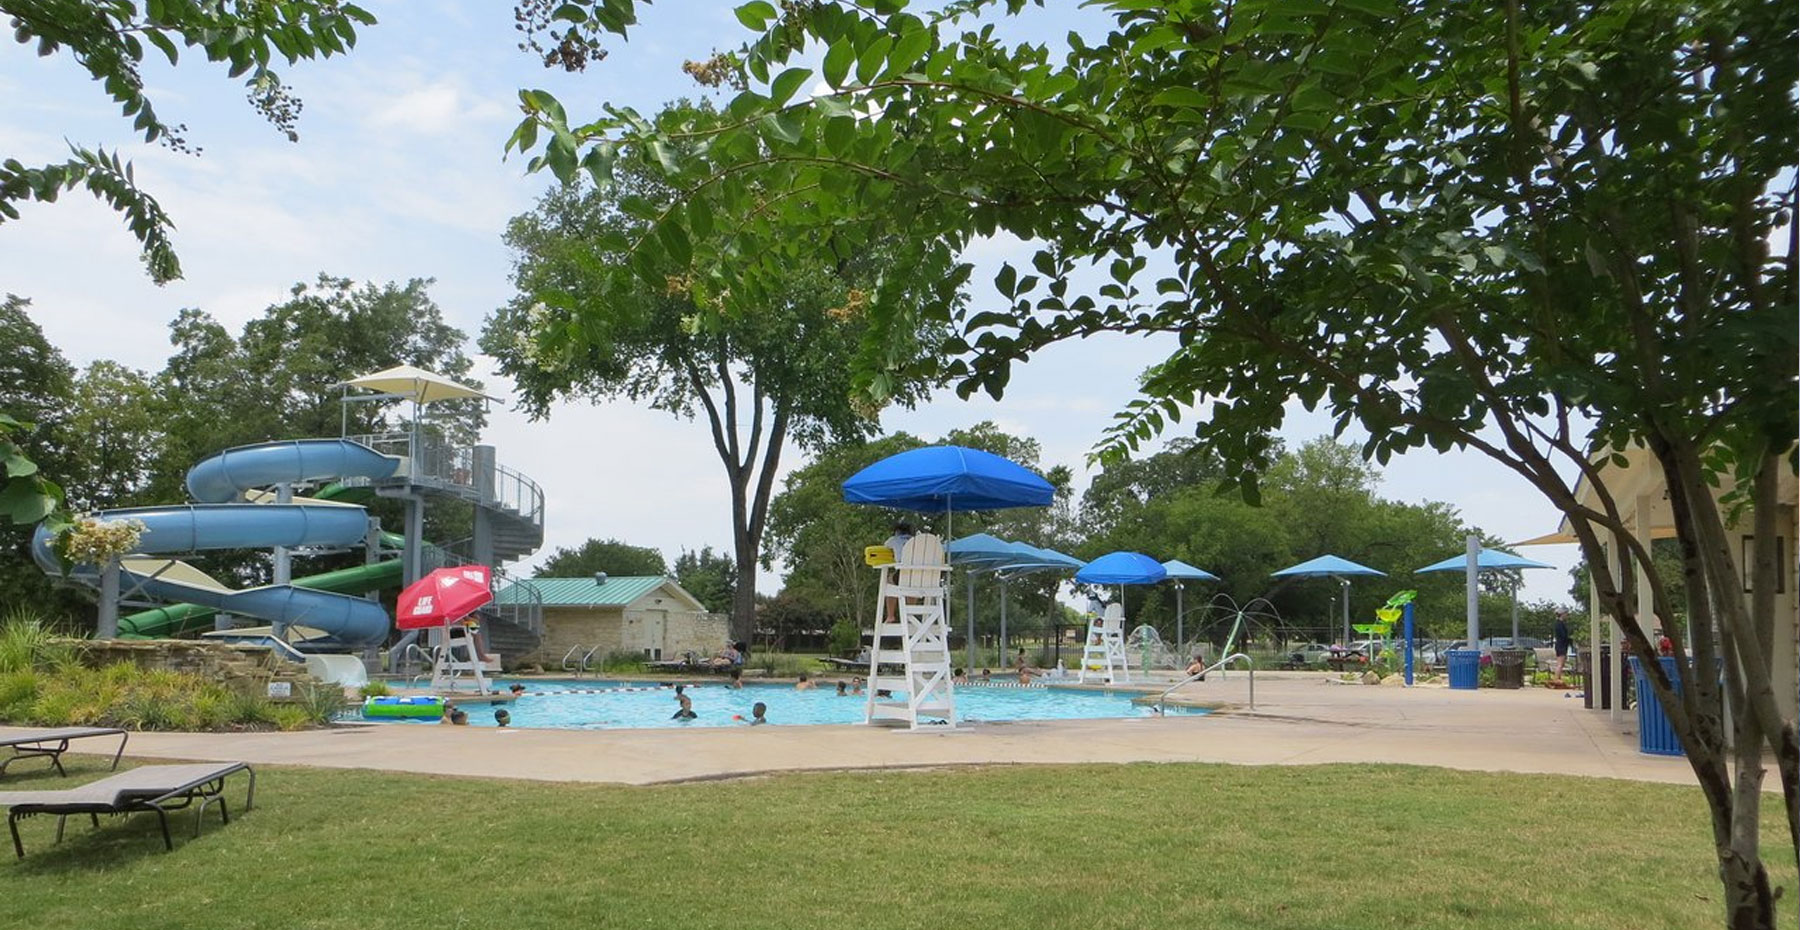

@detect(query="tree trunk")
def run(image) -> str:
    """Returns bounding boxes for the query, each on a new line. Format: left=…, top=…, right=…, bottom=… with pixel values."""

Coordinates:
left=729, top=520, right=757, bottom=646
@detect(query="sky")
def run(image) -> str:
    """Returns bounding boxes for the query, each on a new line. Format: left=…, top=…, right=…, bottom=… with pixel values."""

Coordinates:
left=0, top=1, right=1585, bottom=610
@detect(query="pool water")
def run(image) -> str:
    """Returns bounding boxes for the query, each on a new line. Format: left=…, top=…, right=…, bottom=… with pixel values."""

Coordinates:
left=384, top=681, right=1207, bottom=730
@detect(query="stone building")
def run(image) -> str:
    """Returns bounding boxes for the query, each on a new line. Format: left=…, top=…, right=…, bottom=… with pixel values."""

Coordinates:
left=497, top=576, right=728, bottom=668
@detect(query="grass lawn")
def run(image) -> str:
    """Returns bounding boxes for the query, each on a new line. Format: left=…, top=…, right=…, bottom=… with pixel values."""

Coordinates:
left=3, top=756, right=1791, bottom=929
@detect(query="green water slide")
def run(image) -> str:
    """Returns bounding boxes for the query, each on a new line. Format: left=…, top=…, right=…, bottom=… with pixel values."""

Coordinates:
left=116, top=477, right=404, bottom=639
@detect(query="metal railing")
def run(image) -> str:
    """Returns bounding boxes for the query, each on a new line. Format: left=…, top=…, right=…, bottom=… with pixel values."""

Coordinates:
left=398, top=643, right=435, bottom=685
left=342, top=431, right=545, bottom=529
left=415, top=541, right=544, bottom=639
left=1156, top=652, right=1254, bottom=714
left=561, top=645, right=588, bottom=674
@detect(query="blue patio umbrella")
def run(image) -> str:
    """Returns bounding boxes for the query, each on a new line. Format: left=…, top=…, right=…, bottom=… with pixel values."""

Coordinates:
left=842, top=445, right=1055, bottom=513
left=1161, top=559, right=1220, bottom=648
left=1414, top=549, right=1555, bottom=573
left=989, top=544, right=1086, bottom=664
left=1271, top=554, right=1386, bottom=645
left=1074, top=551, right=1168, bottom=631
left=1076, top=551, right=1169, bottom=585
left=843, top=446, right=1054, bottom=668
left=947, top=533, right=1032, bottom=565
left=1416, top=548, right=1554, bottom=641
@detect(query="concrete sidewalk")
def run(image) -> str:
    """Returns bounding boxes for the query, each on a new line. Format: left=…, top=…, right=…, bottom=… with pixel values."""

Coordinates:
left=0, top=676, right=1706, bottom=787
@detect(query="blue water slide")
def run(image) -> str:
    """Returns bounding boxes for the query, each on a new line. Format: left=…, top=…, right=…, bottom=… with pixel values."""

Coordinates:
left=187, top=439, right=399, bottom=503
left=30, top=503, right=390, bottom=646
left=34, top=439, right=404, bottom=648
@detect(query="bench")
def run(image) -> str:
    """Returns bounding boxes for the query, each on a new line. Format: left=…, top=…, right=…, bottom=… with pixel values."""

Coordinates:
left=0, top=728, right=128, bottom=778
left=1, top=762, right=254, bottom=858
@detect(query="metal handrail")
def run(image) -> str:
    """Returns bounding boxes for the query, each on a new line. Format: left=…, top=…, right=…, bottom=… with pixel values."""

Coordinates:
left=578, top=644, right=606, bottom=675
left=1156, top=652, right=1254, bottom=714
left=404, top=644, right=439, bottom=689
left=561, top=644, right=587, bottom=673
left=340, top=431, right=545, bottom=531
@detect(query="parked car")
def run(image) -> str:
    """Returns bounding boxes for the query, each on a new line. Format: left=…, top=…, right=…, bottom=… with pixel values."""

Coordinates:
left=1286, top=643, right=1334, bottom=665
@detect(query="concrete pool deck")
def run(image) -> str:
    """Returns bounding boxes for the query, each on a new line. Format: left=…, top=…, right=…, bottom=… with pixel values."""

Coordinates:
left=0, top=674, right=1714, bottom=787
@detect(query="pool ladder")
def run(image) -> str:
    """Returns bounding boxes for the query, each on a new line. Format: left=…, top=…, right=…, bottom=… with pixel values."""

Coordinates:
left=1155, top=652, right=1253, bottom=715
left=400, top=643, right=436, bottom=689
left=560, top=644, right=605, bottom=676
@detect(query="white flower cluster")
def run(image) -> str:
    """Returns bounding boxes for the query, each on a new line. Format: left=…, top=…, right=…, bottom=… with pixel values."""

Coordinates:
left=58, top=517, right=148, bottom=565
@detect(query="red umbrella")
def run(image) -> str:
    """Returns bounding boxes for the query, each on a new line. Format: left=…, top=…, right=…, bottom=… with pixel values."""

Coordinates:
left=396, top=566, right=492, bottom=630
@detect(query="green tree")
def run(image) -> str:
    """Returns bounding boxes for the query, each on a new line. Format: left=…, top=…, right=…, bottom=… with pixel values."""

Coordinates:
left=153, top=275, right=483, bottom=505
left=765, top=432, right=925, bottom=623
left=673, top=546, right=734, bottom=614
left=537, top=538, right=667, bottom=578
left=754, top=591, right=831, bottom=652
left=482, top=156, right=951, bottom=643
left=0, top=1, right=377, bottom=282
left=766, top=423, right=1072, bottom=641
left=64, top=361, right=162, bottom=512
left=0, top=297, right=82, bottom=620
left=1080, top=437, right=1477, bottom=642
left=515, top=4, right=1798, bottom=920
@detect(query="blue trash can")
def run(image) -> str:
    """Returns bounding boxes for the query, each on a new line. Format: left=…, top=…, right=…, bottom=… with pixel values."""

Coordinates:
left=1446, top=649, right=1481, bottom=690
left=1631, top=656, right=1687, bottom=756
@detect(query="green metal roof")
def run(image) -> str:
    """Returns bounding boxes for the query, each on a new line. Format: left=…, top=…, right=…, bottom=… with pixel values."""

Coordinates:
left=497, top=576, right=673, bottom=607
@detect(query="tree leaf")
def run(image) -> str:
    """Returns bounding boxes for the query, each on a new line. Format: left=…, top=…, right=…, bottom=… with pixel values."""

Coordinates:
left=770, top=67, right=812, bottom=106
left=735, top=1, right=778, bottom=30
left=823, top=38, right=854, bottom=87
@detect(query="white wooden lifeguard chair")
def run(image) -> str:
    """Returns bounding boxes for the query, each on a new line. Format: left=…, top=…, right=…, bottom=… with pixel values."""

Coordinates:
left=1078, top=603, right=1131, bottom=684
left=865, top=534, right=957, bottom=728
left=430, top=622, right=492, bottom=693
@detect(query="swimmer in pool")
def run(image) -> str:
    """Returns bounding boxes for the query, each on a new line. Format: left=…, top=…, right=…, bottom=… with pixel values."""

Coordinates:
left=749, top=702, right=768, bottom=725
left=672, top=693, right=698, bottom=720
left=494, top=709, right=511, bottom=727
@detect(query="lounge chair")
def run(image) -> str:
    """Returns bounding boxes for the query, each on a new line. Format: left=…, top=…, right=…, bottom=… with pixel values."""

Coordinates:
left=0, top=762, right=254, bottom=857
left=0, top=728, right=128, bottom=777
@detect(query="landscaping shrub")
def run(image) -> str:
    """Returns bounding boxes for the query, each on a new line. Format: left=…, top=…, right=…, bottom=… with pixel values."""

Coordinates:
left=0, top=609, right=77, bottom=674
left=0, top=611, right=339, bottom=731
left=359, top=680, right=392, bottom=698
left=600, top=650, right=647, bottom=673
left=295, top=682, right=349, bottom=721
left=826, top=617, right=861, bottom=656
left=750, top=652, right=812, bottom=677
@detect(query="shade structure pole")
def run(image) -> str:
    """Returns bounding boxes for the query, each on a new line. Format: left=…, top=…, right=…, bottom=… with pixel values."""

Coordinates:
left=1465, top=534, right=1481, bottom=647
left=999, top=577, right=1008, bottom=664
left=1175, top=583, right=1185, bottom=652
left=1510, top=576, right=1520, bottom=641
left=1340, top=577, right=1351, bottom=645
left=966, top=569, right=977, bottom=672
left=1403, top=601, right=1416, bottom=686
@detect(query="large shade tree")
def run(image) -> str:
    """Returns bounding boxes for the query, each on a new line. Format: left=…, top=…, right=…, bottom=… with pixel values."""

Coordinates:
left=483, top=154, right=952, bottom=644
left=513, top=1, right=1798, bottom=923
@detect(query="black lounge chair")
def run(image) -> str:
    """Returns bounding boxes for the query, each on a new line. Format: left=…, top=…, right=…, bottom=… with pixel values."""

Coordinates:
left=0, top=727, right=128, bottom=777
left=0, top=761, right=255, bottom=857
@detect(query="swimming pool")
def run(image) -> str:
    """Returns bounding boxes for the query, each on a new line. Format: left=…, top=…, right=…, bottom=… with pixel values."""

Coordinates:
left=381, top=681, right=1207, bottom=730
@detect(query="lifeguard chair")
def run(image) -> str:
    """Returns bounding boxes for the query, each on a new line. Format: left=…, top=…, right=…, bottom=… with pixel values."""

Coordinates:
left=430, top=621, right=492, bottom=693
left=865, top=534, right=956, bottom=728
left=1079, top=603, right=1130, bottom=684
